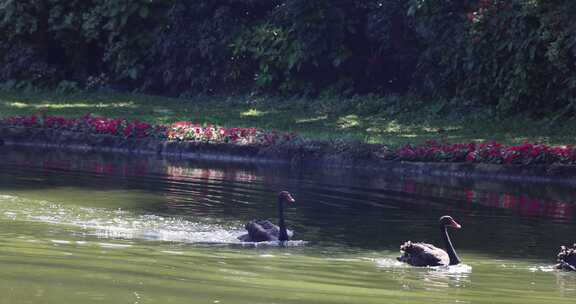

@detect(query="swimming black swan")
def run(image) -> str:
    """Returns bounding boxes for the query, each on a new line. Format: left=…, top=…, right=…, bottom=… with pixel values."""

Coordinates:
left=238, top=191, right=295, bottom=242
left=556, top=244, right=576, bottom=271
left=397, top=215, right=462, bottom=267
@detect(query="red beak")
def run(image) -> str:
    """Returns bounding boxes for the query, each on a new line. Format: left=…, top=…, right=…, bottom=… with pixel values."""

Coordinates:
left=449, top=218, right=462, bottom=229
left=285, top=193, right=295, bottom=203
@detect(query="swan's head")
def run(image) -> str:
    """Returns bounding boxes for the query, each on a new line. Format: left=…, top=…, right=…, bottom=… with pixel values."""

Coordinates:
left=279, top=191, right=295, bottom=203
left=439, top=215, right=461, bottom=229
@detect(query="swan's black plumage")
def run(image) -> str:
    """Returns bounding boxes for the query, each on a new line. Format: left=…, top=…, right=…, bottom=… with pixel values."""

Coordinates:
left=556, top=244, right=576, bottom=271
left=238, top=191, right=295, bottom=242
left=397, top=216, right=462, bottom=267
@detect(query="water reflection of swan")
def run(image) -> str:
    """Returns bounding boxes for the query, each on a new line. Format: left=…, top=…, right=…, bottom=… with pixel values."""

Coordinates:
left=554, top=269, right=576, bottom=296
left=420, top=264, right=472, bottom=290
left=398, top=216, right=462, bottom=267
left=238, top=191, right=295, bottom=242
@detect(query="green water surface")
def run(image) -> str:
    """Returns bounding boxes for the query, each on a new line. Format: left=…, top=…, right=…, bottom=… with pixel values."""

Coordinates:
left=0, top=147, right=575, bottom=304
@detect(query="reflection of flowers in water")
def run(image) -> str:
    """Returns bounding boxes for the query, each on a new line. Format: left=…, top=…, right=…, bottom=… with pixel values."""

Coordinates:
left=477, top=192, right=575, bottom=220
left=164, top=165, right=257, bottom=192
left=398, top=177, right=575, bottom=221
left=24, top=150, right=266, bottom=216
left=165, top=165, right=259, bottom=184
left=33, top=156, right=151, bottom=177
left=34, top=152, right=262, bottom=191
left=163, top=165, right=262, bottom=212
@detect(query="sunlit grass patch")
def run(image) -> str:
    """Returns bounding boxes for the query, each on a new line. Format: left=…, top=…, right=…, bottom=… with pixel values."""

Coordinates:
left=5, top=101, right=28, bottom=108
left=295, top=115, right=328, bottom=124
left=240, top=108, right=268, bottom=117
left=152, top=108, right=175, bottom=115
left=4, top=100, right=136, bottom=109
left=383, top=120, right=402, bottom=133
left=2, top=90, right=576, bottom=146
left=398, top=134, right=418, bottom=138
left=337, top=115, right=360, bottom=129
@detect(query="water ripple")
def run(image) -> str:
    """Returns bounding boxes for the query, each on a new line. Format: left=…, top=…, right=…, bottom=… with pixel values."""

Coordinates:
left=0, top=195, right=246, bottom=244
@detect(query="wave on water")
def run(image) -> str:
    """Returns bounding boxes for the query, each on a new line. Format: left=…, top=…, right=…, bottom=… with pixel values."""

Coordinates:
left=369, top=254, right=472, bottom=290
left=374, top=257, right=407, bottom=268
left=0, top=194, right=264, bottom=245
left=374, top=256, right=472, bottom=273
left=235, top=240, right=308, bottom=248
left=529, top=265, right=557, bottom=273
left=433, top=263, right=473, bottom=274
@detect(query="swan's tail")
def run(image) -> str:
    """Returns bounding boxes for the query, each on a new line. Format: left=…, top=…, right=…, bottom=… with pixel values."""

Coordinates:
left=556, top=244, right=576, bottom=271
left=399, top=241, right=413, bottom=252
left=397, top=241, right=416, bottom=262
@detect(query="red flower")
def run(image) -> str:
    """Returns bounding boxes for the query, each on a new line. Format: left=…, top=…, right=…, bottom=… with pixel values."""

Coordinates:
left=466, top=152, right=476, bottom=162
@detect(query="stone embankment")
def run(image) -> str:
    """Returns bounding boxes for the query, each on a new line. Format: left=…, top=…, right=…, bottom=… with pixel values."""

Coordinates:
left=2, top=126, right=576, bottom=185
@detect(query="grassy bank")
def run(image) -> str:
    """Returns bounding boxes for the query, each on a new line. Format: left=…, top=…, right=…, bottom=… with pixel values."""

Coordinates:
left=1, top=90, right=575, bottom=146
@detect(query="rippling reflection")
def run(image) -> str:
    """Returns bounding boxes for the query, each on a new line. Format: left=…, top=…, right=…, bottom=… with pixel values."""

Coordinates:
left=5, top=147, right=576, bottom=221
left=555, top=271, right=576, bottom=296
left=0, top=194, right=244, bottom=244
left=1, top=146, right=576, bottom=304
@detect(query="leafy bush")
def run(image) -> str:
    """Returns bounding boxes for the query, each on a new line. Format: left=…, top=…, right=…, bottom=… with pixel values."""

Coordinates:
left=232, top=0, right=419, bottom=95
left=0, top=0, right=418, bottom=96
left=0, top=0, right=574, bottom=117
left=409, top=0, right=576, bottom=115
left=143, top=1, right=273, bottom=95
left=0, top=0, right=165, bottom=86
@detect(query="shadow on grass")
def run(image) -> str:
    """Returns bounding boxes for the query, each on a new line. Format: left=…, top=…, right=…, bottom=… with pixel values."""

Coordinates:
left=2, top=90, right=576, bottom=146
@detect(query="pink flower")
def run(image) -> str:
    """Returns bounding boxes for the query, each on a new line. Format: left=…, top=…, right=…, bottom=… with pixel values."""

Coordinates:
left=466, top=152, right=476, bottom=162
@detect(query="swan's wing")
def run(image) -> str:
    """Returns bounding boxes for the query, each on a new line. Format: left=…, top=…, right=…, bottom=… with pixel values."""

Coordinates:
left=238, top=219, right=294, bottom=242
left=239, top=220, right=279, bottom=242
left=398, top=241, right=449, bottom=266
left=257, top=221, right=293, bottom=238
left=254, top=220, right=280, bottom=235
left=556, top=244, right=576, bottom=271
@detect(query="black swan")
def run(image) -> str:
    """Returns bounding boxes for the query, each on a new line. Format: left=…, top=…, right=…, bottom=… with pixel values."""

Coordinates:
left=238, top=191, right=295, bottom=242
left=397, top=215, right=462, bottom=267
left=556, top=244, right=576, bottom=271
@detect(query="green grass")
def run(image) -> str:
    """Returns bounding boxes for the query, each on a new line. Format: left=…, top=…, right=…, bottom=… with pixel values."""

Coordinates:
left=1, top=90, right=575, bottom=146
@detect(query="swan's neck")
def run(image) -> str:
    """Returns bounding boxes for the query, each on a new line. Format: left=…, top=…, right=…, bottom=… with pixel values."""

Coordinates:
left=277, top=198, right=289, bottom=241
left=441, top=226, right=461, bottom=265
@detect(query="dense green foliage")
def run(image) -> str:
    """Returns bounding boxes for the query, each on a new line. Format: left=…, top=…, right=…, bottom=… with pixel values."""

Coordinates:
left=0, top=0, right=574, bottom=115
left=411, top=0, right=576, bottom=115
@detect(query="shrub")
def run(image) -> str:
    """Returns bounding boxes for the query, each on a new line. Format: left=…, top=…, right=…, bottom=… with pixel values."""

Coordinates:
left=409, top=0, right=576, bottom=115
left=0, top=0, right=574, bottom=117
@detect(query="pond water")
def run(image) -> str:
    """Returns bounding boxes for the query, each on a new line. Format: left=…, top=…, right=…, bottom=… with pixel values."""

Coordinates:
left=0, top=146, right=575, bottom=304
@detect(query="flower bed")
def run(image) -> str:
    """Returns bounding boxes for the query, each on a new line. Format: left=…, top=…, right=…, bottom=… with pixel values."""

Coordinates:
left=1, top=114, right=576, bottom=167
left=1, top=114, right=298, bottom=146
left=389, top=140, right=576, bottom=165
